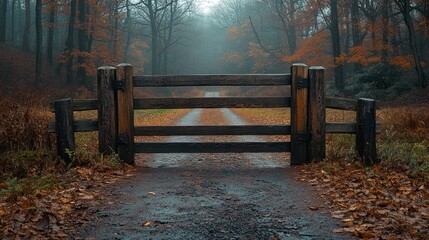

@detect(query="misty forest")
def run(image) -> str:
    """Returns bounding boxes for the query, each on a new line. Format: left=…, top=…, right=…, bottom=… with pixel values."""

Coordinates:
left=0, top=0, right=429, bottom=239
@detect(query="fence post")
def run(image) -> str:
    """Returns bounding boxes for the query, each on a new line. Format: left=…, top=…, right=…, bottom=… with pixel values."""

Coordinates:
left=291, top=63, right=309, bottom=165
left=116, top=64, right=135, bottom=164
left=356, top=98, right=378, bottom=166
left=98, top=66, right=117, bottom=155
left=54, top=98, right=75, bottom=164
left=308, top=66, right=326, bottom=162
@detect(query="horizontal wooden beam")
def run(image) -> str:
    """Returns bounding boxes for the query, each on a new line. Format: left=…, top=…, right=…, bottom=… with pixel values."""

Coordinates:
left=135, top=125, right=291, bottom=136
left=326, top=97, right=357, bottom=111
left=134, top=97, right=291, bottom=109
left=48, top=120, right=98, bottom=133
left=50, top=99, right=98, bottom=112
left=133, top=74, right=291, bottom=87
left=326, top=122, right=381, bottom=134
left=134, top=142, right=291, bottom=153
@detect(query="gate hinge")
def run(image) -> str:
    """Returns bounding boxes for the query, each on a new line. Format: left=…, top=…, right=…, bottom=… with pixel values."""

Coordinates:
left=296, top=132, right=311, bottom=142
left=113, top=80, right=126, bottom=91
left=297, top=77, right=309, bottom=88
left=117, top=134, right=129, bottom=145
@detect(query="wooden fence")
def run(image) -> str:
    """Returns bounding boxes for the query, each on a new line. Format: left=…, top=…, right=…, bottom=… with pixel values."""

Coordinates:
left=48, top=63, right=381, bottom=166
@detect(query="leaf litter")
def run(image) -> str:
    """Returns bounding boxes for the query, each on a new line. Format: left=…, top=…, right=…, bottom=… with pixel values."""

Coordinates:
left=298, top=162, right=429, bottom=239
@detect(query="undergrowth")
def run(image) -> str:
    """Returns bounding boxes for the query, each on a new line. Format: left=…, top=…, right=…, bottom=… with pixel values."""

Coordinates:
left=325, top=106, right=429, bottom=183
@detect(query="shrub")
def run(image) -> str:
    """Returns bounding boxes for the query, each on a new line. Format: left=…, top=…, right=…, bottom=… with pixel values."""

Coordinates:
left=345, top=63, right=414, bottom=100
left=0, top=99, right=53, bottom=152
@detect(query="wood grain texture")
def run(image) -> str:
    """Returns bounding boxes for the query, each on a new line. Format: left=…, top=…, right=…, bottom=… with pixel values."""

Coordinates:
left=48, top=120, right=98, bottom=133
left=97, top=66, right=117, bottom=155
left=356, top=98, right=378, bottom=166
left=326, top=97, right=357, bottom=111
left=50, top=99, right=98, bottom=112
left=134, top=142, right=291, bottom=153
left=54, top=99, right=75, bottom=164
left=326, top=122, right=381, bottom=133
left=134, top=97, right=291, bottom=109
left=308, top=67, right=326, bottom=162
left=116, top=64, right=135, bottom=164
left=135, top=125, right=291, bottom=136
left=133, top=74, right=291, bottom=87
left=290, top=63, right=309, bottom=165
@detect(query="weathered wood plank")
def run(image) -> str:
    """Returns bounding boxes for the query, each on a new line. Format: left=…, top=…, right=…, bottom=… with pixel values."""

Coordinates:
left=326, top=122, right=381, bottom=133
left=135, top=125, right=291, bottom=136
left=356, top=98, right=379, bottom=166
left=308, top=66, right=326, bottom=162
left=134, top=97, right=291, bottom=109
left=291, top=63, right=309, bottom=165
left=116, top=64, right=135, bottom=164
left=48, top=120, right=98, bottom=133
left=50, top=99, right=98, bottom=112
left=326, top=97, right=357, bottom=111
left=134, top=142, right=291, bottom=153
left=133, top=74, right=291, bottom=87
left=54, top=99, right=75, bottom=164
left=98, top=66, right=117, bottom=155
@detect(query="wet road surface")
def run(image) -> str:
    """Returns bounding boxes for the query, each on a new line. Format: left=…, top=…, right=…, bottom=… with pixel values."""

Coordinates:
left=76, top=92, right=352, bottom=239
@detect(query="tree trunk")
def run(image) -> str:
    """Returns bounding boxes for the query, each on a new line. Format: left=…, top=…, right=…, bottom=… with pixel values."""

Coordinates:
left=57, top=0, right=77, bottom=84
left=330, top=0, right=344, bottom=93
left=0, top=0, right=7, bottom=42
left=287, top=0, right=297, bottom=55
left=77, top=0, right=88, bottom=85
left=123, top=0, right=132, bottom=62
left=47, top=1, right=55, bottom=65
left=112, top=1, right=119, bottom=61
left=22, top=0, right=30, bottom=51
left=395, top=0, right=427, bottom=88
left=381, top=0, right=389, bottom=62
left=351, top=0, right=362, bottom=72
left=148, top=1, right=159, bottom=74
left=35, top=0, right=42, bottom=85
left=11, top=0, right=15, bottom=42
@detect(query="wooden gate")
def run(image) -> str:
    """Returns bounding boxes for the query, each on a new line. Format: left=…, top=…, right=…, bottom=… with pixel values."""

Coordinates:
left=50, top=63, right=379, bottom=166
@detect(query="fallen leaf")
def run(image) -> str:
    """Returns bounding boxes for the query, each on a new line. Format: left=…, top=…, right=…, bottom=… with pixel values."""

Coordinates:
left=308, top=206, right=319, bottom=211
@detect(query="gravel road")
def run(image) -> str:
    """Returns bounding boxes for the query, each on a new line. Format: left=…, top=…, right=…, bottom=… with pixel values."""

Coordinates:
left=76, top=92, right=352, bottom=239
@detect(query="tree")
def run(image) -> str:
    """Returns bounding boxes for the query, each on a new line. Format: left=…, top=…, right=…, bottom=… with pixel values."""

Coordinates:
left=35, top=0, right=42, bottom=85
left=22, top=0, right=30, bottom=51
left=46, top=0, right=56, bottom=65
left=0, top=0, right=6, bottom=42
left=57, top=0, right=77, bottom=84
left=136, top=0, right=194, bottom=74
left=394, top=0, right=427, bottom=88
left=329, top=0, right=345, bottom=92
left=271, top=0, right=297, bottom=55
left=77, top=0, right=88, bottom=84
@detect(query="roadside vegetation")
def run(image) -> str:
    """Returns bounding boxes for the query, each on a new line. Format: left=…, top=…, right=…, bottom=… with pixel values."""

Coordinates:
left=0, top=77, right=191, bottom=238
left=233, top=103, right=429, bottom=239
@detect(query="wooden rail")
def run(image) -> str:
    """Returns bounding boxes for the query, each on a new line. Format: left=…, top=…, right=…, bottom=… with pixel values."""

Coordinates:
left=49, top=99, right=98, bottom=112
left=49, top=63, right=380, bottom=167
left=134, top=142, right=291, bottom=153
left=133, top=74, right=291, bottom=87
left=48, top=121, right=382, bottom=135
left=135, top=125, right=291, bottom=136
left=134, top=97, right=291, bottom=109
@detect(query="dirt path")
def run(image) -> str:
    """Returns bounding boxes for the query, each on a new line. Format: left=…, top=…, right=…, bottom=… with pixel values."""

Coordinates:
left=75, top=92, right=353, bottom=239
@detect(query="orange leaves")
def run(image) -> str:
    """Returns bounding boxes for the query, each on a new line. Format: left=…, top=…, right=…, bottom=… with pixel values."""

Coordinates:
left=299, top=162, right=429, bottom=239
left=389, top=55, right=414, bottom=70
left=281, top=30, right=334, bottom=69
left=221, top=51, right=244, bottom=68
